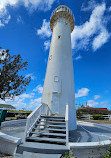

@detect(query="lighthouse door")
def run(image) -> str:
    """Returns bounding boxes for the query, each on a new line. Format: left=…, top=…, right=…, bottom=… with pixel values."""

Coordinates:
left=52, top=92, right=59, bottom=115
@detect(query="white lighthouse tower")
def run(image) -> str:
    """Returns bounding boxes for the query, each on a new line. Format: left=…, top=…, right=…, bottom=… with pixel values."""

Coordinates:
left=42, top=5, right=77, bottom=130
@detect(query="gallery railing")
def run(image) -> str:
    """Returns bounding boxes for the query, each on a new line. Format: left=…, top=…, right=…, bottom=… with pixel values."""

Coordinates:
left=25, top=103, right=51, bottom=138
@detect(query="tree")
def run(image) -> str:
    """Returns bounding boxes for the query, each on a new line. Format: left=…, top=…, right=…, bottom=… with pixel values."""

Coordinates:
left=0, top=47, right=31, bottom=100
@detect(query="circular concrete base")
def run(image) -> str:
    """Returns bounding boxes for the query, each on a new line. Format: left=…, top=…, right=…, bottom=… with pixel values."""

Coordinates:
left=69, top=121, right=111, bottom=158
left=0, top=120, right=111, bottom=158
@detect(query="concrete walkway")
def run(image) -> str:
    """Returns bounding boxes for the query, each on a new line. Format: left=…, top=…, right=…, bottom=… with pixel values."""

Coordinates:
left=1, top=120, right=111, bottom=158
left=1, top=120, right=111, bottom=143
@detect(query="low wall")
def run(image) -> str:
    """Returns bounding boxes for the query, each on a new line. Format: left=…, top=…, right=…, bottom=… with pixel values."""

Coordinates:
left=1, top=119, right=26, bottom=127
left=69, top=121, right=111, bottom=158
left=0, top=132, right=22, bottom=155
left=0, top=119, right=26, bottom=155
left=69, top=140, right=111, bottom=158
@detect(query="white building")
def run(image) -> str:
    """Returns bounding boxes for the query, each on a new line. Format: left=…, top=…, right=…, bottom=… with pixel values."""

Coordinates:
left=42, top=5, right=77, bottom=130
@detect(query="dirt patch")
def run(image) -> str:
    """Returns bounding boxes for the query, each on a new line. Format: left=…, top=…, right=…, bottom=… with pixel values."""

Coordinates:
left=5, top=117, right=17, bottom=121
left=0, top=153, right=12, bottom=158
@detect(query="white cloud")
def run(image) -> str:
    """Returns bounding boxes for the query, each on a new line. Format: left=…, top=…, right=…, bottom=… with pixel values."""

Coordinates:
left=74, top=54, right=82, bottom=60
left=0, top=84, right=43, bottom=110
left=71, top=3, right=110, bottom=52
left=0, top=8, right=11, bottom=27
left=94, top=95, right=100, bottom=100
left=0, top=92, right=35, bottom=109
left=37, top=2, right=110, bottom=52
left=19, top=93, right=35, bottom=100
left=44, top=40, right=50, bottom=50
left=33, top=85, right=43, bottom=94
left=37, top=19, right=52, bottom=50
left=75, top=88, right=90, bottom=98
left=0, top=0, right=56, bottom=11
left=109, top=6, right=111, bottom=11
left=37, top=19, right=52, bottom=38
left=0, top=82, right=44, bottom=110
left=30, top=97, right=41, bottom=107
left=92, top=30, right=110, bottom=51
left=25, top=73, right=36, bottom=80
left=81, top=0, right=97, bottom=11
left=0, top=0, right=56, bottom=27
left=87, top=100, right=98, bottom=107
left=17, top=15, right=23, bottom=23
left=100, top=101, right=108, bottom=107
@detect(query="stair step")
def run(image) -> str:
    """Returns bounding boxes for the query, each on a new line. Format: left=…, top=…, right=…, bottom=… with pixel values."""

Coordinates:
left=45, top=121, right=66, bottom=125
left=35, top=127, right=66, bottom=132
left=41, top=115, right=65, bottom=119
left=35, top=124, right=66, bottom=128
left=23, top=151, right=62, bottom=158
left=44, top=118, right=65, bottom=122
left=26, top=136, right=66, bottom=144
left=31, top=132, right=66, bottom=137
left=46, top=124, right=66, bottom=128
left=16, top=142, right=68, bottom=154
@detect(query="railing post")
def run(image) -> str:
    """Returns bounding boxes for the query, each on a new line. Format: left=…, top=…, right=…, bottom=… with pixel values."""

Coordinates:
left=65, top=104, right=69, bottom=146
left=25, top=103, right=52, bottom=139
left=40, top=103, right=41, bottom=115
left=109, top=115, right=111, bottom=121
left=66, top=121, right=69, bottom=145
left=47, top=105, right=49, bottom=115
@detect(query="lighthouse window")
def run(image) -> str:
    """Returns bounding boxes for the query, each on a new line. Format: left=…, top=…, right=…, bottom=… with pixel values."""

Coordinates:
left=54, top=76, right=59, bottom=82
left=49, top=55, right=52, bottom=60
left=58, top=35, right=61, bottom=39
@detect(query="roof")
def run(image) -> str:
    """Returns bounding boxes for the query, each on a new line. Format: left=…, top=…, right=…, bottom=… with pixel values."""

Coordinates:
left=0, top=104, right=16, bottom=109
left=83, top=107, right=108, bottom=110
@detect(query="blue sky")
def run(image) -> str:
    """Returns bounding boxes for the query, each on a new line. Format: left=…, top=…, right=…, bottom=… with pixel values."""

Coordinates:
left=0, top=0, right=111, bottom=110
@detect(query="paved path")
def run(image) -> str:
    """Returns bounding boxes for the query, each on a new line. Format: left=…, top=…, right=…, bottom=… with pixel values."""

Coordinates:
left=0, top=120, right=111, bottom=158
left=1, top=120, right=111, bottom=143
left=70, top=123, right=111, bottom=142
left=83, top=120, right=111, bottom=127
left=0, top=121, right=26, bottom=140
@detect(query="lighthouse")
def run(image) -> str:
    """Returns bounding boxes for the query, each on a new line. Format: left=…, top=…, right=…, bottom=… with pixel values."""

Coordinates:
left=42, top=5, right=77, bottom=130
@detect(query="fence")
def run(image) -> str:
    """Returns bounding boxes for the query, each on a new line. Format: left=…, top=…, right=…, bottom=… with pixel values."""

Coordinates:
left=78, top=114, right=111, bottom=120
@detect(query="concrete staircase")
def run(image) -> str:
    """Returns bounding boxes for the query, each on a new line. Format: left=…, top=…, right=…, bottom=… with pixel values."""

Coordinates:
left=14, top=115, right=68, bottom=158
left=26, top=115, right=66, bottom=145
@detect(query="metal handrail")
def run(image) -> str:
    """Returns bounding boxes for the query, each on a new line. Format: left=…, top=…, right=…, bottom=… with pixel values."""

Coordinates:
left=65, top=104, right=69, bottom=146
left=25, top=103, right=51, bottom=138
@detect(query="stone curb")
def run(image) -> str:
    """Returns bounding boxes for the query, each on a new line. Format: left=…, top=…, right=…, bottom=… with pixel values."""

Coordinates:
left=69, top=121, right=111, bottom=148
left=0, top=120, right=25, bottom=155
left=1, top=119, right=26, bottom=127
left=0, top=132, right=22, bottom=155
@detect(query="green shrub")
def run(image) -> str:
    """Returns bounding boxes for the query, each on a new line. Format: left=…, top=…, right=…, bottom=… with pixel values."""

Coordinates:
left=92, top=114, right=104, bottom=120
left=103, top=146, right=111, bottom=158
left=62, top=150, right=77, bottom=158
left=62, top=146, right=111, bottom=158
left=76, top=108, right=109, bottom=115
